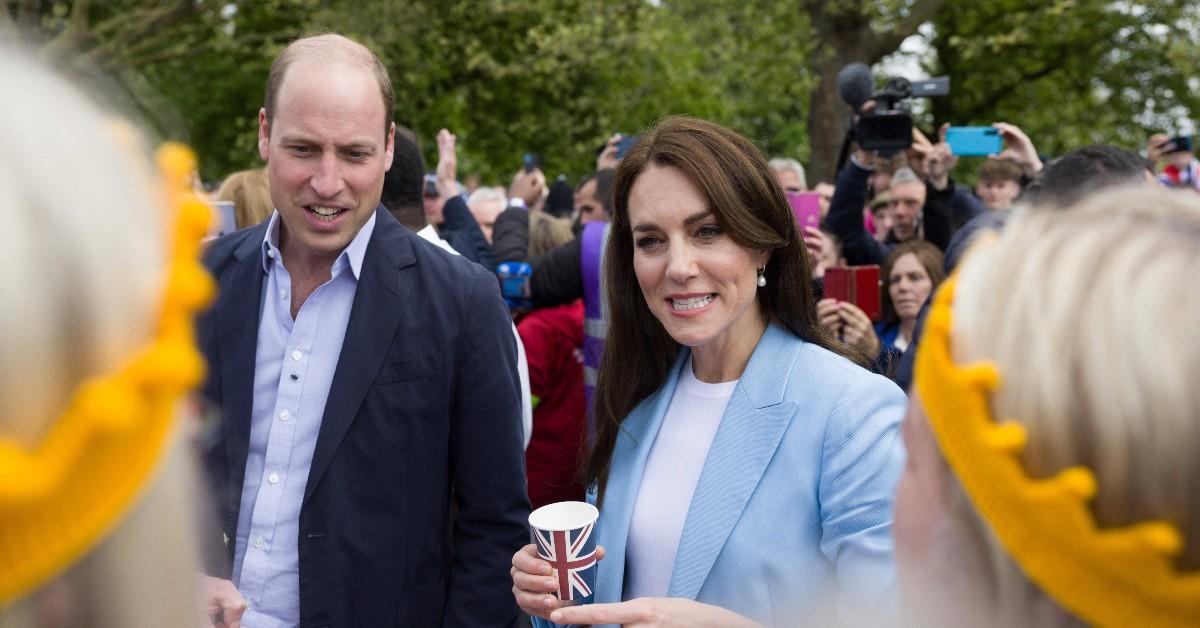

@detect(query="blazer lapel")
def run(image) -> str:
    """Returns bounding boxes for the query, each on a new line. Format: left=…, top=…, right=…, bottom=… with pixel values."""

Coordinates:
left=667, top=325, right=799, bottom=599
left=218, top=228, right=268, bottom=528
left=593, top=350, right=688, bottom=604
left=303, top=207, right=416, bottom=504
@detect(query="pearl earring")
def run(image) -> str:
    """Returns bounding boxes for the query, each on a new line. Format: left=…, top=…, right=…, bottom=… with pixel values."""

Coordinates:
left=756, top=267, right=766, bottom=288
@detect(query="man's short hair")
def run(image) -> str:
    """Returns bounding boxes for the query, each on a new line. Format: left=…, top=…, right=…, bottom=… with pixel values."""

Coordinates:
left=978, top=159, right=1023, bottom=183
left=769, top=157, right=807, bottom=189
left=264, top=34, right=394, bottom=137
left=889, top=167, right=921, bottom=187
left=382, top=132, right=426, bottom=231
left=1028, top=145, right=1150, bottom=208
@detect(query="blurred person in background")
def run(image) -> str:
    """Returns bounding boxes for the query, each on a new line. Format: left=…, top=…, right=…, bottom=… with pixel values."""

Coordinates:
left=899, top=187, right=1200, bottom=626
left=518, top=212, right=587, bottom=509
left=769, top=157, right=807, bottom=193
left=1150, top=134, right=1200, bottom=193
left=0, top=47, right=216, bottom=627
left=215, top=168, right=273, bottom=229
left=974, top=159, right=1024, bottom=210
left=466, top=186, right=506, bottom=244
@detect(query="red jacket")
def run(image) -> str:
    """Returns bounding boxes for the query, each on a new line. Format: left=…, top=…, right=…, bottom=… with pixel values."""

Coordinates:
left=517, top=300, right=587, bottom=509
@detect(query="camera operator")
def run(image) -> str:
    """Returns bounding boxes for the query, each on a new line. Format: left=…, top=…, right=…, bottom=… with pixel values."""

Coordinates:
left=826, top=135, right=960, bottom=266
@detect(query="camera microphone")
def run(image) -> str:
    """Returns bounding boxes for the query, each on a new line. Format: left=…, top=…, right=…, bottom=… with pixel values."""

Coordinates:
left=837, top=63, right=875, bottom=109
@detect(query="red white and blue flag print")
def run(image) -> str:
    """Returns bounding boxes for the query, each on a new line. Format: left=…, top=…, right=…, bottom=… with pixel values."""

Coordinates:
left=533, top=521, right=598, bottom=602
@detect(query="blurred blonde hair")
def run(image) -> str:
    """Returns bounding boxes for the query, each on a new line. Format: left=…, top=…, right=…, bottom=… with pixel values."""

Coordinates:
left=528, top=212, right=573, bottom=257
left=215, top=168, right=273, bottom=229
left=946, top=187, right=1200, bottom=626
left=0, top=48, right=201, bottom=626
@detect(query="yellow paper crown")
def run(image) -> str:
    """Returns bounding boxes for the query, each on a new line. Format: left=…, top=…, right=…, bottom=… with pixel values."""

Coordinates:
left=0, top=144, right=215, bottom=607
left=915, top=278, right=1200, bottom=627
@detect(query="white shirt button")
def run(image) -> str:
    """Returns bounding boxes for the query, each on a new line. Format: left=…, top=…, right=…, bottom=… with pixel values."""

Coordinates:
left=279, top=409, right=290, bottom=421
left=267, top=249, right=276, bottom=259
left=280, top=289, right=287, bottom=300
left=253, top=536, right=264, bottom=548
left=291, top=349, right=302, bottom=361
left=268, top=472, right=280, bottom=485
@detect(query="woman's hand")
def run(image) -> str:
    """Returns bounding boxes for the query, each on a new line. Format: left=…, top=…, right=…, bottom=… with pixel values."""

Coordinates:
left=837, top=301, right=881, bottom=358
left=816, top=298, right=843, bottom=337
left=511, top=543, right=606, bottom=620
left=549, top=597, right=762, bottom=627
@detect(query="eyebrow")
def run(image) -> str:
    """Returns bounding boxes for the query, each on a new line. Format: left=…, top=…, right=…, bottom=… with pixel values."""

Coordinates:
left=279, top=135, right=378, bottom=151
left=632, top=209, right=714, bottom=233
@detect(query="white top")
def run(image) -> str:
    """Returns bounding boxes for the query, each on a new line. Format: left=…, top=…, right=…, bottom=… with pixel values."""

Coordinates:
left=624, top=357, right=737, bottom=599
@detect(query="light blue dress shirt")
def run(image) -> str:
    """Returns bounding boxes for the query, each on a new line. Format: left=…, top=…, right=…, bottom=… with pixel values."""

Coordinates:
left=233, top=211, right=376, bottom=627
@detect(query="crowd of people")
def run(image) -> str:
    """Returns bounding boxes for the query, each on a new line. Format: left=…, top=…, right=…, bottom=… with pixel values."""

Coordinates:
left=2, top=31, right=1198, bottom=628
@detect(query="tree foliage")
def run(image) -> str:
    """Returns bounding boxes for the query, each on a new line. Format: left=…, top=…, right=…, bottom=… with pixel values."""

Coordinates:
left=928, top=0, right=1200, bottom=160
left=4, top=0, right=1197, bottom=187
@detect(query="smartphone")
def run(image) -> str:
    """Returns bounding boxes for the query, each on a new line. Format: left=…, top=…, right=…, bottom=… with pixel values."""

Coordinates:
left=823, top=265, right=882, bottom=322
left=208, top=200, right=238, bottom=239
left=786, top=192, right=822, bottom=230
left=523, top=153, right=540, bottom=173
left=423, top=173, right=439, bottom=198
left=614, top=135, right=639, bottom=160
left=946, top=126, right=1002, bottom=156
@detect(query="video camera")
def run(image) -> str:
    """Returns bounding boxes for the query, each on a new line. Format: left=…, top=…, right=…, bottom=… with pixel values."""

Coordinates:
left=837, top=63, right=950, bottom=153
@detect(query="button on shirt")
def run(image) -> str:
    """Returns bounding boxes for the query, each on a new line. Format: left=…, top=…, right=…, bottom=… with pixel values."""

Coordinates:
left=233, top=211, right=375, bottom=627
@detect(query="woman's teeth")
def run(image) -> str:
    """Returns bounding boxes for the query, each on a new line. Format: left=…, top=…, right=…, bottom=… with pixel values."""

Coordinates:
left=672, top=295, right=713, bottom=311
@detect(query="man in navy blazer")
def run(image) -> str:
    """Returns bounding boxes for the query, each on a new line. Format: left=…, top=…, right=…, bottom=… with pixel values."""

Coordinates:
left=197, top=34, right=529, bottom=626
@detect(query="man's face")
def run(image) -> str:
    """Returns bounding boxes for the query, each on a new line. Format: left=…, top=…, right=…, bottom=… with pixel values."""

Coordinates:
left=814, top=182, right=834, bottom=219
left=888, top=181, right=926, bottom=241
left=577, top=179, right=608, bottom=224
left=775, top=169, right=805, bottom=193
left=975, top=178, right=1021, bottom=210
left=259, top=59, right=394, bottom=266
left=468, top=197, right=504, bottom=243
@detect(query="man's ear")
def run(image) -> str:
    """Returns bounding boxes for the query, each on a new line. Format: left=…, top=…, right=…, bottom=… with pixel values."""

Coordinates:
left=258, top=108, right=270, bottom=162
left=383, top=122, right=395, bottom=171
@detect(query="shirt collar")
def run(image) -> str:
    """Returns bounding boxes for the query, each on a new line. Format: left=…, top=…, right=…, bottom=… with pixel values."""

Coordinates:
left=260, top=209, right=377, bottom=280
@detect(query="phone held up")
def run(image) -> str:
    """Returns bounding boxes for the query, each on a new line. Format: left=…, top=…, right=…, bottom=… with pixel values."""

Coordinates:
left=786, top=192, right=822, bottom=231
left=824, top=265, right=882, bottom=322
left=946, top=126, right=1003, bottom=157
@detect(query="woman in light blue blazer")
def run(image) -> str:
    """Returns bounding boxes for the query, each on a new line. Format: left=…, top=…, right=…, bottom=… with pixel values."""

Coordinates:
left=513, top=117, right=906, bottom=627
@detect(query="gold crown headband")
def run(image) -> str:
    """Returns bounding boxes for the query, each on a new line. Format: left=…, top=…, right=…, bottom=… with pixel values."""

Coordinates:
left=914, top=278, right=1200, bottom=627
left=0, top=144, right=215, bottom=607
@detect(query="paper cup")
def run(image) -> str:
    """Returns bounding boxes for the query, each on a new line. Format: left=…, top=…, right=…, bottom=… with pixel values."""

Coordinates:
left=529, top=501, right=599, bottom=604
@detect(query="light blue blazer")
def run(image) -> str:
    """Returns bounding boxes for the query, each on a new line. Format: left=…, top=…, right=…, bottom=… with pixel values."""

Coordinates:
left=537, top=324, right=906, bottom=627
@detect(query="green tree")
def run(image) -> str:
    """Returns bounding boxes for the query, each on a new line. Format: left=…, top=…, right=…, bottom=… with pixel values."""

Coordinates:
left=928, top=0, right=1200, bottom=162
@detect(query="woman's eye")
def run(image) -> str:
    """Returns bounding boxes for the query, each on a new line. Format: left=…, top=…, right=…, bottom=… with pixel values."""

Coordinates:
left=696, top=225, right=722, bottom=239
left=636, top=236, right=662, bottom=249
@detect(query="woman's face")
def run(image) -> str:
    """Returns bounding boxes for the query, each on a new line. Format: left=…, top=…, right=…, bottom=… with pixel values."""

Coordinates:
left=628, top=163, right=768, bottom=352
left=889, top=253, right=933, bottom=322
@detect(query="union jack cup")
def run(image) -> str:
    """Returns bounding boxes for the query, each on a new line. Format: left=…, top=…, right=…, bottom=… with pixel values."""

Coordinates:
left=529, top=501, right=600, bottom=605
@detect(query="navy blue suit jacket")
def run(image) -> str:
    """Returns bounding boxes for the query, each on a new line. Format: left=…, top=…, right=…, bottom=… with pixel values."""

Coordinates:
left=198, top=206, right=530, bottom=627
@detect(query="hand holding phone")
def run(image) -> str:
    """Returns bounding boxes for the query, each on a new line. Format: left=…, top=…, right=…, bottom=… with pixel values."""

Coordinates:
left=823, top=265, right=882, bottom=322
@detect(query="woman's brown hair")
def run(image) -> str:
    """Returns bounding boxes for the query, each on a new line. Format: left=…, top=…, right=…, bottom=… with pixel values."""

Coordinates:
left=880, top=240, right=945, bottom=325
left=587, top=117, right=860, bottom=503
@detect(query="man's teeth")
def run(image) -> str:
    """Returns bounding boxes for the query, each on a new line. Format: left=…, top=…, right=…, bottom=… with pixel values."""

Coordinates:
left=309, top=206, right=343, bottom=217
left=672, top=295, right=713, bottom=311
